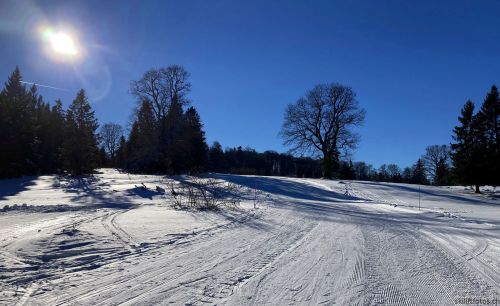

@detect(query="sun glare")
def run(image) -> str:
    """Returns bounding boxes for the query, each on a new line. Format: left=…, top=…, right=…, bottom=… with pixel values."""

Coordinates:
left=41, top=27, right=79, bottom=58
left=49, top=32, right=77, bottom=55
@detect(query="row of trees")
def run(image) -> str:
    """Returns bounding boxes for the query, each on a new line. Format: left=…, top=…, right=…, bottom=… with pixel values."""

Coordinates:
left=0, top=66, right=324, bottom=179
left=278, top=81, right=499, bottom=192
left=207, top=142, right=322, bottom=177
left=1, top=66, right=497, bottom=192
left=202, top=143, right=437, bottom=184
left=338, top=158, right=429, bottom=185
left=0, top=67, right=100, bottom=177
left=363, top=85, right=499, bottom=191
left=0, top=66, right=210, bottom=177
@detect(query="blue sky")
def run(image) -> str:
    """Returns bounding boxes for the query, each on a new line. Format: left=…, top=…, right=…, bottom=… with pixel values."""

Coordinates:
left=1, top=0, right=499, bottom=168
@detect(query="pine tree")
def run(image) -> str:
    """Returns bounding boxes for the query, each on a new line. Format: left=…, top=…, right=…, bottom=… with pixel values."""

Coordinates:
left=451, top=100, right=483, bottom=192
left=0, top=93, right=9, bottom=177
left=401, top=167, right=413, bottom=183
left=62, top=89, right=99, bottom=175
left=126, top=100, right=158, bottom=172
left=434, top=157, right=451, bottom=186
left=48, top=100, right=66, bottom=172
left=339, top=160, right=355, bottom=180
left=411, top=159, right=428, bottom=185
left=115, top=136, right=127, bottom=168
left=209, top=141, right=225, bottom=172
left=160, top=94, right=184, bottom=173
left=0, top=67, right=37, bottom=177
left=475, top=86, right=500, bottom=186
left=183, top=106, right=208, bottom=172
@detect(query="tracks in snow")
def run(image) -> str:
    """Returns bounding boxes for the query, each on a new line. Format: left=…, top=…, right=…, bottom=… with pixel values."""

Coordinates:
left=100, top=210, right=140, bottom=251
left=361, top=222, right=498, bottom=305
left=2, top=175, right=499, bottom=306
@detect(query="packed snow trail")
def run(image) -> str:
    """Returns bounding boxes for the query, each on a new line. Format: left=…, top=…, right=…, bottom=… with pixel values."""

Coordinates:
left=0, top=170, right=498, bottom=305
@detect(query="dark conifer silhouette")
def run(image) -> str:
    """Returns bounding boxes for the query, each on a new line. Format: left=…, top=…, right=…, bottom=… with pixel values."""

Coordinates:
left=475, top=86, right=500, bottom=186
left=62, top=89, right=99, bottom=175
left=126, top=100, right=158, bottom=172
left=0, top=67, right=37, bottom=177
left=411, top=159, right=428, bottom=185
left=450, top=86, right=500, bottom=192
left=183, top=106, right=208, bottom=172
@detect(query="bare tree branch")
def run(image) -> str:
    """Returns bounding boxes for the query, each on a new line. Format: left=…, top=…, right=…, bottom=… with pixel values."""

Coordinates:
left=130, top=65, right=191, bottom=122
left=99, top=123, right=123, bottom=161
left=280, top=83, right=365, bottom=178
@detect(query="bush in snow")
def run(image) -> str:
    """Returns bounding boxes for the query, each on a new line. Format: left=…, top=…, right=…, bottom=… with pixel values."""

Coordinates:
left=167, top=178, right=242, bottom=210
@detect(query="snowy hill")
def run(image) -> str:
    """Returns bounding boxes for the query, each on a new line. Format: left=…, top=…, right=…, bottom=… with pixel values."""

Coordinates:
left=0, top=169, right=499, bottom=305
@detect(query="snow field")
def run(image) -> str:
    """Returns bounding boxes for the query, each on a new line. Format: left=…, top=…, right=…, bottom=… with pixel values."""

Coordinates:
left=0, top=169, right=498, bottom=305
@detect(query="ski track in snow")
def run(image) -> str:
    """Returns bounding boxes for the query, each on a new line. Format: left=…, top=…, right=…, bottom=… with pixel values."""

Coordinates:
left=0, top=169, right=499, bottom=305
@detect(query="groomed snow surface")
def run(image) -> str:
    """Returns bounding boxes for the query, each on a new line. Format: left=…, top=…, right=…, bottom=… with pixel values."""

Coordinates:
left=0, top=169, right=499, bottom=305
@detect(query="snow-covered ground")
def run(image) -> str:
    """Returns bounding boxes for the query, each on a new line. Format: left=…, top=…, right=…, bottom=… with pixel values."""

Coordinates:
left=0, top=169, right=498, bottom=305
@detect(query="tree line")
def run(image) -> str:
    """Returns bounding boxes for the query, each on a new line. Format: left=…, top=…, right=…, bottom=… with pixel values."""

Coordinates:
left=206, top=142, right=322, bottom=177
left=1, top=66, right=498, bottom=193
left=0, top=67, right=99, bottom=177
left=336, top=85, right=500, bottom=192
left=0, top=66, right=321, bottom=179
left=278, top=82, right=498, bottom=191
left=0, top=66, right=209, bottom=177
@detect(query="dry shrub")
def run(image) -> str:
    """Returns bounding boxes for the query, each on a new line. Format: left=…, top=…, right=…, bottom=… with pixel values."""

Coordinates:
left=167, top=178, right=242, bottom=209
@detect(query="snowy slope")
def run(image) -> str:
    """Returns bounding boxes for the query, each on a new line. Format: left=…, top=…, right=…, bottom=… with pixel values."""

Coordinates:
left=0, top=169, right=499, bottom=305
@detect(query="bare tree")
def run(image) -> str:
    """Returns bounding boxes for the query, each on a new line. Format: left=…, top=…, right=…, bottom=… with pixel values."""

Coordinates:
left=99, top=123, right=123, bottom=163
left=130, top=65, right=191, bottom=121
left=422, top=145, right=450, bottom=185
left=387, top=164, right=402, bottom=182
left=280, top=83, right=365, bottom=178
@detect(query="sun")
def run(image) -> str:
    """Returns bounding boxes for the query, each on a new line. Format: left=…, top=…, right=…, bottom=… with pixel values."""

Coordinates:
left=41, top=27, right=80, bottom=58
left=49, top=32, right=78, bottom=55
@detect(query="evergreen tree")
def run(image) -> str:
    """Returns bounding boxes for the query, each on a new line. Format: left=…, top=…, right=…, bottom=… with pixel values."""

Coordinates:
left=48, top=100, right=66, bottom=172
left=434, top=157, right=451, bottom=186
left=126, top=100, right=158, bottom=172
left=98, top=147, right=108, bottom=167
left=0, top=93, right=10, bottom=177
left=451, top=100, right=484, bottom=192
left=160, top=94, right=185, bottom=173
left=0, top=67, right=37, bottom=177
left=411, top=159, right=428, bottom=185
left=339, top=160, right=356, bottom=180
left=475, top=86, right=500, bottom=186
left=62, top=89, right=99, bottom=175
left=115, top=136, right=127, bottom=168
left=401, top=167, right=413, bottom=183
left=208, top=141, right=225, bottom=172
left=183, top=106, right=208, bottom=172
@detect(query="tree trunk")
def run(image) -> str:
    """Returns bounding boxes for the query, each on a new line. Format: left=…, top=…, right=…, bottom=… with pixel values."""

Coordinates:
left=475, top=184, right=480, bottom=193
left=322, top=153, right=333, bottom=179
